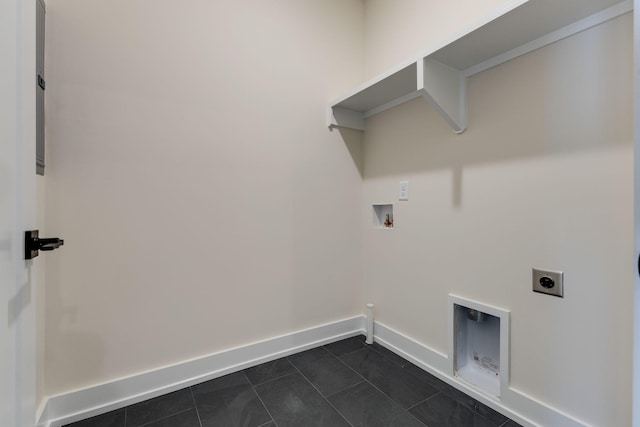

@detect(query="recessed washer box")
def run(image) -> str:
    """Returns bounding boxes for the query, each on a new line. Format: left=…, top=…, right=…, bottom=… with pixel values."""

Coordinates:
left=448, top=295, right=510, bottom=399
left=372, top=204, right=394, bottom=229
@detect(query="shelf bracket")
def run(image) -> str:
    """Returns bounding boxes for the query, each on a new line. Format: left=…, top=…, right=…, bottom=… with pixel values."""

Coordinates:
left=328, top=106, right=365, bottom=131
left=418, top=58, right=467, bottom=134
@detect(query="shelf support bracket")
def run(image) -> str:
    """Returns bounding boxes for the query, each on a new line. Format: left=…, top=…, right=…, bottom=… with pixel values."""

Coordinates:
left=418, top=58, right=467, bottom=134
left=327, top=106, right=365, bottom=131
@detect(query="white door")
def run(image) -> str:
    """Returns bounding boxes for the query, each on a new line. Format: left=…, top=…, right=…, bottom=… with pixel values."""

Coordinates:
left=1, top=0, right=38, bottom=425
left=635, top=1, right=640, bottom=427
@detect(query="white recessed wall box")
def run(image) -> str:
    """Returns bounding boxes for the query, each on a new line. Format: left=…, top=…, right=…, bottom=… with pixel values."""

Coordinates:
left=448, top=295, right=510, bottom=399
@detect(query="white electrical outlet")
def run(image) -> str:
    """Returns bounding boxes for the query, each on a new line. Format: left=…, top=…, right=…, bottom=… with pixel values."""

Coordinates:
left=399, top=181, right=409, bottom=201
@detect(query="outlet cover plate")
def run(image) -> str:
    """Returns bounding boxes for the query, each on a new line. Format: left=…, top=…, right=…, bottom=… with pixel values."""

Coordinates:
left=399, top=181, right=409, bottom=201
left=532, top=268, right=563, bottom=298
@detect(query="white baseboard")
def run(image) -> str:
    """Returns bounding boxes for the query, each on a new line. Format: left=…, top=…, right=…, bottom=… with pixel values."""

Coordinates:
left=38, top=316, right=591, bottom=427
left=372, top=321, right=591, bottom=427
left=38, top=316, right=365, bottom=427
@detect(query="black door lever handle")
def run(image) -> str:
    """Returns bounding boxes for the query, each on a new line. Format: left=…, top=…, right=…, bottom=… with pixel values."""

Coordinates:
left=38, top=237, right=64, bottom=251
left=25, top=230, right=64, bottom=259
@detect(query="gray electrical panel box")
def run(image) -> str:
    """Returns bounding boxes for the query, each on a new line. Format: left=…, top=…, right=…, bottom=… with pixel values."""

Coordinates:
left=36, top=0, right=45, bottom=175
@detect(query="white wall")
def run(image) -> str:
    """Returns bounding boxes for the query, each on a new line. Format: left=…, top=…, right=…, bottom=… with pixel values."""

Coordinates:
left=362, top=4, right=633, bottom=426
left=44, top=0, right=364, bottom=395
left=43, top=1, right=634, bottom=425
left=363, top=0, right=513, bottom=78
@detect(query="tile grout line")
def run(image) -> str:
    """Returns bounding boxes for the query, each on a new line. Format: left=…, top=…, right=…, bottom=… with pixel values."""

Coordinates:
left=334, top=347, right=404, bottom=406
left=312, top=346, right=336, bottom=358
left=188, top=386, right=204, bottom=427
left=414, top=385, right=511, bottom=427
left=335, top=348, right=369, bottom=379
left=244, top=370, right=279, bottom=427
left=248, top=369, right=298, bottom=388
left=66, top=336, right=519, bottom=427
left=393, top=352, right=511, bottom=424
left=135, top=408, right=193, bottom=427
left=330, top=347, right=429, bottom=427
left=323, top=380, right=367, bottom=400
left=123, top=337, right=516, bottom=427
left=335, top=345, right=436, bottom=426
left=323, top=340, right=367, bottom=359
left=286, top=346, right=370, bottom=402
left=405, top=391, right=442, bottom=411
left=331, top=355, right=375, bottom=399
left=251, top=390, right=279, bottom=427
left=289, top=363, right=354, bottom=427
left=286, top=348, right=367, bottom=400
left=366, top=342, right=409, bottom=368
left=404, top=407, right=430, bottom=427
left=289, top=346, right=367, bottom=399
left=398, top=389, right=431, bottom=427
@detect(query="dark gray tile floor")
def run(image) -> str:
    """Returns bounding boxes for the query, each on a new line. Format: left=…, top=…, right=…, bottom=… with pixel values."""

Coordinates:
left=64, top=335, right=523, bottom=427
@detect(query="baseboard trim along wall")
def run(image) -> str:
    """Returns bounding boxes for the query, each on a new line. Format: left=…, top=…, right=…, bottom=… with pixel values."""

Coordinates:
left=372, top=321, right=591, bottom=427
left=37, top=316, right=365, bottom=427
left=38, top=316, right=589, bottom=427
